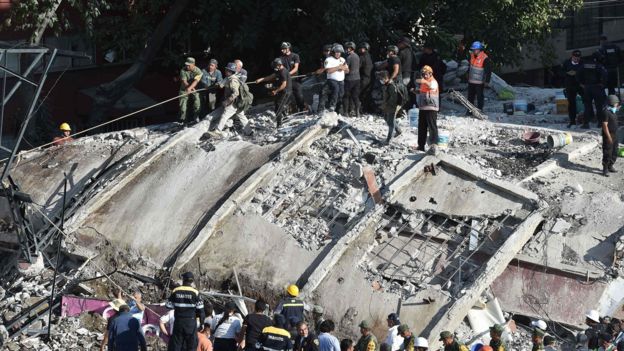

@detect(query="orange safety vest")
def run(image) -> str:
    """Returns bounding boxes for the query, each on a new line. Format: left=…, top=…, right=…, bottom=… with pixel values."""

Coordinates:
left=469, top=51, right=488, bottom=84
left=417, top=76, right=439, bottom=111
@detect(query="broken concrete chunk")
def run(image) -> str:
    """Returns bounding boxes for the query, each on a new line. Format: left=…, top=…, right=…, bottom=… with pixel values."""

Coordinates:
left=550, top=218, right=571, bottom=233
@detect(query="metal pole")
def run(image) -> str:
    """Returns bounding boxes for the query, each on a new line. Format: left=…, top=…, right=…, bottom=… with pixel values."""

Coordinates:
left=46, top=172, right=66, bottom=338
left=0, top=48, right=57, bottom=184
left=0, top=52, right=7, bottom=149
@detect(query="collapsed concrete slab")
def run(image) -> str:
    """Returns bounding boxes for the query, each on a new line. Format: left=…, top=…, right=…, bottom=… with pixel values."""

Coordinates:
left=301, top=154, right=544, bottom=345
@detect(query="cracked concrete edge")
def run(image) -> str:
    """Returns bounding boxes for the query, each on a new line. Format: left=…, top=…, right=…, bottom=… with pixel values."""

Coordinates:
left=520, top=140, right=599, bottom=183
left=301, top=206, right=386, bottom=296
left=64, top=123, right=208, bottom=234
left=492, top=121, right=601, bottom=140
left=175, top=122, right=330, bottom=267
left=421, top=209, right=545, bottom=346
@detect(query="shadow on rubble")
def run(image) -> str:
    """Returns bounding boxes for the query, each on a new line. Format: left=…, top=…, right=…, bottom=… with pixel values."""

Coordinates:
left=584, top=227, right=622, bottom=267
left=558, top=159, right=602, bottom=175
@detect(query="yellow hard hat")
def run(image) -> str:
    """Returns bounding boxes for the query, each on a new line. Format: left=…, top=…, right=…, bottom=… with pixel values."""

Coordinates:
left=59, top=123, right=71, bottom=131
left=286, top=284, right=299, bottom=297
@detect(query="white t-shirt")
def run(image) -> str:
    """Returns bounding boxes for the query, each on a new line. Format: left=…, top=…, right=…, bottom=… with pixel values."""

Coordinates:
left=385, top=325, right=404, bottom=351
left=324, top=56, right=346, bottom=82
left=211, top=313, right=242, bottom=339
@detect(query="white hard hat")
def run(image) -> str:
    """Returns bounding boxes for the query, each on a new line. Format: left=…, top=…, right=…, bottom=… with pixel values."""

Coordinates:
left=586, top=310, right=600, bottom=323
left=414, top=337, right=429, bottom=348
left=531, top=320, right=547, bottom=330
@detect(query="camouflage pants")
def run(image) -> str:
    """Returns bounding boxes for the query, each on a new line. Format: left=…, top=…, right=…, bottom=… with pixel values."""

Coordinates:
left=179, top=91, right=201, bottom=121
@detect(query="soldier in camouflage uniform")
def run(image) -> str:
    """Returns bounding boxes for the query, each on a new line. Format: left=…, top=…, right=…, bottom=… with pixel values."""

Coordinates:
left=440, top=331, right=468, bottom=351
left=355, top=321, right=379, bottom=351
left=489, top=324, right=507, bottom=351
left=179, top=57, right=203, bottom=123
left=532, top=328, right=545, bottom=351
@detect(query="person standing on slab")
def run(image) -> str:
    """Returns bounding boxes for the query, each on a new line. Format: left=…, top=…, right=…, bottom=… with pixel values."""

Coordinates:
left=414, top=65, right=439, bottom=152
left=466, top=41, right=491, bottom=114
left=561, top=50, right=583, bottom=128
left=601, top=94, right=620, bottom=177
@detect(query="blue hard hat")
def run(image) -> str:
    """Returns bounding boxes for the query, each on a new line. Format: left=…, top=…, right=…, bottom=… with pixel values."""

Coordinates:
left=470, top=41, right=484, bottom=50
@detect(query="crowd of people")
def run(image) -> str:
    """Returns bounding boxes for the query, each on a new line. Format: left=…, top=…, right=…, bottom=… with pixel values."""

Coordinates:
left=100, top=276, right=624, bottom=351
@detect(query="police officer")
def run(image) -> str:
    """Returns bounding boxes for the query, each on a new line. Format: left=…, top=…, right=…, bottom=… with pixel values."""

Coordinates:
left=280, top=42, right=307, bottom=112
left=257, top=314, right=293, bottom=351
left=165, top=272, right=206, bottom=351
left=275, top=284, right=305, bottom=336
left=561, top=50, right=583, bottom=128
left=343, top=42, right=361, bottom=117
left=489, top=324, right=507, bottom=351
left=255, top=58, right=292, bottom=128
left=355, top=321, right=379, bottom=351
left=578, top=52, right=608, bottom=129
left=599, top=35, right=622, bottom=95
left=466, top=41, right=492, bottom=113
left=294, top=321, right=320, bottom=351
left=358, top=42, right=374, bottom=113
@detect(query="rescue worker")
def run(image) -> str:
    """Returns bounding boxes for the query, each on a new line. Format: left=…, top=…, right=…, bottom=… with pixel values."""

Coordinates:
left=179, top=57, right=203, bottom=124
left=241, top=299, right=272, bottom=351
left=543, top=336, right=557, bottom=351
left=234, top=59, right=248, bottom=83
left=312, top=306, right=325, bottom=336
left=586, top=309, right=606, bottom=350
left=53, top=123, right=74, bottom=146
left=314, top=44, right=333, bottom=112
left=414, top=65, right=440, bottom=152
left=280, top=42, right=306, bottom=112
left=532, top=328, right=545, bottom=351
left=274, top=284, right=305, bottom=336
left=439, top=331, right=468, bottom=351
left=489, top=324, right=507, bottom=351
left=413, top=337, right=428, bottom=351
left=562, top=50, right=583, bottom=128
left=466, top=41, right=492, bottom=113
left=294, top=321, right=320, bottom=351
left=397, top=324, right=414, bottom=351
left=599, top=333, right=616, bottom=351
left=358, top=42, right=374, bottom=113
left=599, top=35, right=622, bottom=95
left=578, top=52, right=608, bottom=129
left=417, top=42, right=447, bottom=94
left=397, top=37, right=414, bottom=86
left=378, top=70, right=403, bottom=145
left=601, top=95, right=620, bottom=177
left=355, top=321, right=379, bottom=351
left=255, top=58, right=292, bottom=128
left=165, top=271, right=206, bottom=351
left=384, top=313, right=403, bottom=351
left=318, top=44, right=348, bottom=113
left=200, top=59, right=223, bottom=113
left=343, top=42, right=361, bottom=117
left=381, top=45, right=402, bottom=82
left=257, top=314, right=293, bottom=351
left=209, top=62, right=251, bottom=136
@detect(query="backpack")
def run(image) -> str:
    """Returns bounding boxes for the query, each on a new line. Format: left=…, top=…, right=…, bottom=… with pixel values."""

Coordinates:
left=235, top=79, right=254, bottom=111
left=395, top=81, right=409, bottom=108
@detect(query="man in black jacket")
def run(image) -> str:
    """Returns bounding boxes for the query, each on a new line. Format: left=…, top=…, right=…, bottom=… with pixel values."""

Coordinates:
left=561, top=50, right=583, bottom=128
left=418, top=42, right=447, bottom=93
left=166, top=272, right=206, bottom=351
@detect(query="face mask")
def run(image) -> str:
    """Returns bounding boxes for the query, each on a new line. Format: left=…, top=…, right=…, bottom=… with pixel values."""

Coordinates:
left=609, top=106, right=619, bottom=113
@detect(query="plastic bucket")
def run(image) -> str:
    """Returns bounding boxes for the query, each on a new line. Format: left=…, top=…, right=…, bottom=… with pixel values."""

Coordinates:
left=547, top=132, right=573, bottom=148
left=438, top=130, right=450, bottom=149
left=503, top=102, right=514, bottom=115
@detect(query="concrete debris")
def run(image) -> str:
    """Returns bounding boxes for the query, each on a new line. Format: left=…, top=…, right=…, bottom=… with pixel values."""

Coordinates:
left=550, top=218, right=571, bottom=234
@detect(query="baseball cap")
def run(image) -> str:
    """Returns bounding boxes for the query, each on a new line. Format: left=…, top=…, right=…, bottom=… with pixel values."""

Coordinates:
left=185, top=57, right=196, bottom=65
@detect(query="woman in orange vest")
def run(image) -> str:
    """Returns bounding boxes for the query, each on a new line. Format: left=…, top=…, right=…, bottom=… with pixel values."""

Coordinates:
left=467, top=41, right=492, bottom=113
left=414, top=65, right=439, bottom=152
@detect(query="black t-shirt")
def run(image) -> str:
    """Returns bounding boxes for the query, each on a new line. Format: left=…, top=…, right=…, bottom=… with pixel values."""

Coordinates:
left=601, top=106, right=619, bottom=133
left=275, top=68, right=292, bottom=93
left=281, top=53, right=301, bottom=74
left=387, top=56, right=402, bottom=78
left=243, top=313, right=273, bottom=347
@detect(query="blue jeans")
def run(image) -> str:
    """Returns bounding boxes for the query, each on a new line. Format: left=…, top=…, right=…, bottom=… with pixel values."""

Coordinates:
left=326, top=79, right=344, bottom=112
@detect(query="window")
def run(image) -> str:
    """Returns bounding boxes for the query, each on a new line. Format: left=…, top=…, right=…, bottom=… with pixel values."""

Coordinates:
left=566, top=4, right=602, bottom=49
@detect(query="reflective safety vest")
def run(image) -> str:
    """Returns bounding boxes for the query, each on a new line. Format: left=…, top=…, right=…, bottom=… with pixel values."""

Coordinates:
left=279, top=298, right=304, bottom=328
left=417, top=76, right=439, bottom=111
left=469, top=51, right=488, bottom=84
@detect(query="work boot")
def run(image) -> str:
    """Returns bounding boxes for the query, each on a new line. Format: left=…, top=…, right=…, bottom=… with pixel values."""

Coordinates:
left=609, top=165, right=617, bottom=173
left=603, top=166, right=610, bottom=177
